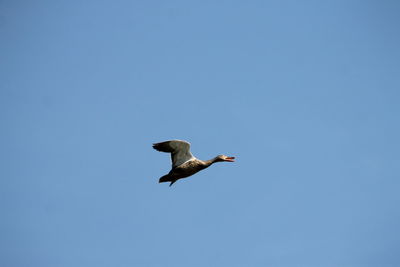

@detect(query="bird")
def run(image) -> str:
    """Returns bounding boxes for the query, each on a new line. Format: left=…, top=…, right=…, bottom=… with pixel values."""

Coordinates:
left=152, top=140, right=235, bottom=186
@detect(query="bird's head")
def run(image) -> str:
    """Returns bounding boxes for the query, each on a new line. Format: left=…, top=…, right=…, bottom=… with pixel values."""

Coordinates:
left=214, top=155, right=235, bottom=162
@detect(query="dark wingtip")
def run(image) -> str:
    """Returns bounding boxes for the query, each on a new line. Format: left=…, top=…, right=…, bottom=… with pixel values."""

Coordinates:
left=152, top=143, right=160, bottom=151
left=152, top=142, right=171, bottom=152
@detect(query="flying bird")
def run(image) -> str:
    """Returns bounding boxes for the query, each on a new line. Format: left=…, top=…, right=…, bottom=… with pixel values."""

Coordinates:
left=152, top=140, right=235, bottom=186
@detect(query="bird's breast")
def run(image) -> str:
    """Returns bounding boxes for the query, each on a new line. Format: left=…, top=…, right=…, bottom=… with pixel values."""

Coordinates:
left=171, top=160, right=207, bottom=179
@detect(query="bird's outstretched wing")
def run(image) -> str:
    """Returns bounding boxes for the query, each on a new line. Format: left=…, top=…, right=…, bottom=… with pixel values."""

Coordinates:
left=153, top=140, right=195, bottom=168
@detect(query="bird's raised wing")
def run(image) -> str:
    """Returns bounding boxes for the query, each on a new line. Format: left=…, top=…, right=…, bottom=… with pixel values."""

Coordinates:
left=152, top=140, right=195, bottom=168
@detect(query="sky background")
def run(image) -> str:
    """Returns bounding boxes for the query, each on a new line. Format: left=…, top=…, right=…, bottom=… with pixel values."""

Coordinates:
left=1, top=1, right=400, bottom=266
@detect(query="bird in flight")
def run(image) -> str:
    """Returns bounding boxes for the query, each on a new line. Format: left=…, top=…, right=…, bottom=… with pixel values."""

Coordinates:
left=153, top=140, right=235, bottom=186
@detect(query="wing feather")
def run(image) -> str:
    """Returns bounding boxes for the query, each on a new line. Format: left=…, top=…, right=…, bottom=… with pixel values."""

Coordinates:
left=152, top=140, right=195, bottom=167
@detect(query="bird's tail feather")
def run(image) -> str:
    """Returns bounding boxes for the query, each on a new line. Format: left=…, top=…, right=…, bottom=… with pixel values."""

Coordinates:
left=159, top=174, right=172, bottom=183
left=159, top=175, right=176, bottom=187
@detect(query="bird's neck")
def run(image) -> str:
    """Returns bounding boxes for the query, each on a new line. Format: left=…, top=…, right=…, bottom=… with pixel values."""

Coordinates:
left=202, top=156, right=220, bottom=167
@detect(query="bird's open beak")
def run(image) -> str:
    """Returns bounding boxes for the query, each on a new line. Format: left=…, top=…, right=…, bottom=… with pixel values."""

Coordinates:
left=224, top=156, right=235, bottom=162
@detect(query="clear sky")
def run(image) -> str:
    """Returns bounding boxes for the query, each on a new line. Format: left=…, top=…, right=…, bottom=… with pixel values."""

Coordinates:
left=1, top=1, right=400, bottom=266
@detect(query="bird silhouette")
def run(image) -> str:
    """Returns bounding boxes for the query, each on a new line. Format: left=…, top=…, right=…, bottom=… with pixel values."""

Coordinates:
left=153, top=140, right=235, bottom=186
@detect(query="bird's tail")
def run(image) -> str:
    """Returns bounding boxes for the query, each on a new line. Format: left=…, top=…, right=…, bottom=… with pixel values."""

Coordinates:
left=159, top=174, right=171, bottom=183
left=159, top=175, right=176, bottom=187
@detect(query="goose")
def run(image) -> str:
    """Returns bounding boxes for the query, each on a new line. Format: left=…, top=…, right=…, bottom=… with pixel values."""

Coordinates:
left=153, top=140, right=235, bottom=186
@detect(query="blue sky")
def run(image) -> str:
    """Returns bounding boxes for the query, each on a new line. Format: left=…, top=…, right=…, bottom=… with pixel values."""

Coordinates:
left=1, top=1, right=400, bottom=266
